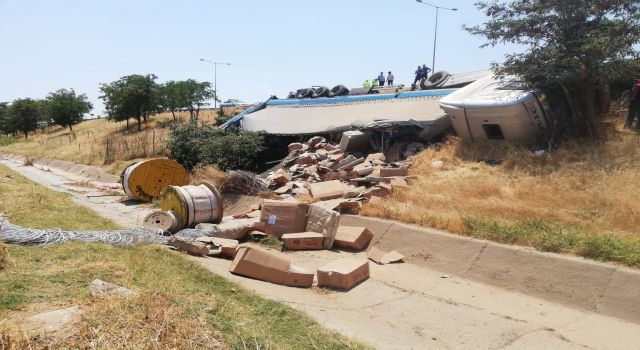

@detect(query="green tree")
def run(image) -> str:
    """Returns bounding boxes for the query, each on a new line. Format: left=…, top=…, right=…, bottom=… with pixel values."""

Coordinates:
left=99, top=74, right=161, bottom=131
left=6, top=98, right=45, bottom=140
left=161, top=79, right=213, bottom=122
left=466, top=0, right=640, bottom=138
left=0, top=102, right=9, bottom=135
left=46, top=88, right=93, bottom=132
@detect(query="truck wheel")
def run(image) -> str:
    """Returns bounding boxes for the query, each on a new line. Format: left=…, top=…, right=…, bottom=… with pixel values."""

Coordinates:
left=311, top=86, right=330, bottom=98
left=421, top=71, right=450, bottom=89
left=296, top=88, right=314, bottom=99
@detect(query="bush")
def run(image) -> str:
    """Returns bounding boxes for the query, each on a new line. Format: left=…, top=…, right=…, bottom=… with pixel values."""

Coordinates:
left=167, top=121, right=265, bottom=171
left=215, top=108, right=235, bottom=126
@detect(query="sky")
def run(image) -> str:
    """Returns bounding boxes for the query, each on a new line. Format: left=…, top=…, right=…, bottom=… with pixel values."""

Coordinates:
left=0, top=0, right=520, bottom=115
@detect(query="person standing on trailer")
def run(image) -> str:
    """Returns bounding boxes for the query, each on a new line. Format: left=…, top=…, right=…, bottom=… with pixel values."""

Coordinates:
left=363, top=80, right=371, bottom=88
left=422, top=64, right=432, bottom=78
left=413, top=65, right=424, bottom=85
left=387, top=71, right=394, bottom=86
left=626, top=80, right=640, bottom=129
left=378, top=72, right=386, bottom=86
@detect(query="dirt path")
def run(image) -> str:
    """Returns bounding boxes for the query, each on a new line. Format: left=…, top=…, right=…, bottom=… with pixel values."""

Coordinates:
left=2, top=156, right=640, bottom=350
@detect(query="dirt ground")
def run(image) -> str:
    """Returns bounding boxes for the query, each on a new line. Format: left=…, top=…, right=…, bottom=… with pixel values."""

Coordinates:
left=2, top=155, right=640, bottom=350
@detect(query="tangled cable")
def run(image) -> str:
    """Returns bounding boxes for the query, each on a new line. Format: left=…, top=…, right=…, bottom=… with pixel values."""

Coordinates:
left=0, top=215, right=167, bottom=247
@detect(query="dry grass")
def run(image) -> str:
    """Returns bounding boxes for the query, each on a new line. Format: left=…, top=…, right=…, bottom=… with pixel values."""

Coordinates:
left=362, top=106, right=640, bottom=267
left=0, top=108, right=244, bottom=175
left=0, top=242, right=11, bottom=270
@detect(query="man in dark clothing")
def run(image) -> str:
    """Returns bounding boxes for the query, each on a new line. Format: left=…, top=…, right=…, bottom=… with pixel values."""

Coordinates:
left=422, top=64, right=432, bottom=78
left=387, top=71, right=394, bottom=86
left=413, top=66, right=424, bottom=85
left=378, top=72, right=385, bottom=86
left=626, top=80, right=640, bottom=129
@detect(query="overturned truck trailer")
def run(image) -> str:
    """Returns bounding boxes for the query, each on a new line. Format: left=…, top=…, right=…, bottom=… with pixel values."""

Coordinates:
left=221, top=89, right=456, bottom=141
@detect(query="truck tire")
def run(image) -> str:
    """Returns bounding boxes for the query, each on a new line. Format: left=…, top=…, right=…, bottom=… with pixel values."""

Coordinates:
left=421, top=71, right=450, bottom=89
left=311, top=86, right=330, bottom=98
left=329, top=85, right=349, bottom=97
left=296, top=88, right=314, bottom=99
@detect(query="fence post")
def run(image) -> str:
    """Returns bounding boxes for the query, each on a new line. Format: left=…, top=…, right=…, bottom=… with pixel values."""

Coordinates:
left=152, top=129, right=156, bottom=155
left=105, top=139, right=110, bottom=164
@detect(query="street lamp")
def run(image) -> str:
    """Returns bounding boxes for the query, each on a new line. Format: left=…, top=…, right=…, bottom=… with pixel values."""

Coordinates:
left=415, top=0, right=458, bottom=73
left=200, top=58, right=231, bottom=109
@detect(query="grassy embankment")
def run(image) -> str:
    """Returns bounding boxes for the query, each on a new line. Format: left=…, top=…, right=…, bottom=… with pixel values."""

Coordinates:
left=0, top=108, right=241, bottom=175
left=362, top=110, right=640, bottom=268
left=0, top=165, right=365, bottom=349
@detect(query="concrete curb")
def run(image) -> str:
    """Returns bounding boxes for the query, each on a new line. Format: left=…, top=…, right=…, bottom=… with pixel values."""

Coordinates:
left=340, top=215, right=640, bottom=324
left=0, top=152, right=120, bottom=183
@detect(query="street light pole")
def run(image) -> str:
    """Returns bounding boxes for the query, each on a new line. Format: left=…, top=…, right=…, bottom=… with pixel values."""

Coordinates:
left=200, top=59, right=231, bottom=109
left=415, top=0, right=458, bottom=73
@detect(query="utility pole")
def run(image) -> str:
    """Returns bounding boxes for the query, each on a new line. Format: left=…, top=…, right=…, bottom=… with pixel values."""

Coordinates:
left=415, top=0, right=458, bottom=72
left=200, top=59, right=231, bottom=109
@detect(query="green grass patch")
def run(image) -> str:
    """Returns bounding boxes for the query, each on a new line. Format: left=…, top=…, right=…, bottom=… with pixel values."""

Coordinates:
left=0, top=135, right=15, bottom=146
left=463, top=217, right=640, bottom=268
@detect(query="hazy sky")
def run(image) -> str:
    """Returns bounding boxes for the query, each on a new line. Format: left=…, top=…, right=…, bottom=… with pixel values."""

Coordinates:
left=0, top=0, right=519, bottom=115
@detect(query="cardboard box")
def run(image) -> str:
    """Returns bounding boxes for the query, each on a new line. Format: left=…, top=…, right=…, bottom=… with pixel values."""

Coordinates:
left=306, top=204, right=340, bottom=249
left=168, top=237, right=210, bottom=256
left=259, top=201, right=309, bottom=237
left=281, top=232, right=325, bottom=250
left=229, top=247, right=314, bottom=288
left=379, top=167, right=408, bottom=177
left=317, top=258, right=370, bottom=290
left=309, top=180, right=347, bottom=200
left=196, top=237, right=239, bottom=258
left=333, top=226, right=373, bottom=251
left=367, top=247, right=404, bottom=264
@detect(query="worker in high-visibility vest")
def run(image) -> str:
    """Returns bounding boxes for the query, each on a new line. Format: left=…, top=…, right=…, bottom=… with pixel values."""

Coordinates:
left=363, top=80, right=371, bottom=88
left=371, top=78, right=379, bottom=87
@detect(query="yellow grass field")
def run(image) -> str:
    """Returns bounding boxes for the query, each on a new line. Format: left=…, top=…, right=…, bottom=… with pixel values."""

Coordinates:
left=0, top=108, right=243, bottom=175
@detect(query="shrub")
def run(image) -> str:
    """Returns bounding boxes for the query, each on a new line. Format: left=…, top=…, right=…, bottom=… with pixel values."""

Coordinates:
left=167, top=121, right=265, bottom=171
left=215, top=108, right=235, bottom=126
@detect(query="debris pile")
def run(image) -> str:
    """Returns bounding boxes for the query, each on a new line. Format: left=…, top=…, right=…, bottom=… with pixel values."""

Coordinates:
left=264, top=134, right=419, bottom=212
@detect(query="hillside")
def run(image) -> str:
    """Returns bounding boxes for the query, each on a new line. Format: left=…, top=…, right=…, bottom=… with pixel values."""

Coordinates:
left=0, top=108, right=243, bottom=175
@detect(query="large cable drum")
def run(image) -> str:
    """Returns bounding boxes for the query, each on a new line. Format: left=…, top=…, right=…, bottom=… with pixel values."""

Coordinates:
left=159, top=183, right=223, bottom=231
left=121, top=159, right=190, bottom=202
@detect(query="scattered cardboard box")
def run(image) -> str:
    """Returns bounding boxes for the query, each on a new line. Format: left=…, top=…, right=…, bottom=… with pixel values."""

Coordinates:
left=317, top=258, right=370, bottom=290
left=259, top=201, right=309, bottom=237
left=339, top=130, right=369, bottom=152
left=367, top=247, right=405, bottom=264
left=309, top=180, right=347, bottom=200
left=306, top=204, right=340, bottom=249
left=272, top=168, right=292, bottom=185
left=333, top=226, right=373, bottom=251
left=281, top=232, right=325, bottom=250
left=379, top=167, right=408, bottom=177
left=229, top=247, right=314, bottom=288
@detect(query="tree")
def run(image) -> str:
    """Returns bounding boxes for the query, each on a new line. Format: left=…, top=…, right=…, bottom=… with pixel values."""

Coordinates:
left=6, top=98, right=45, bottom=139
left=46, top=88, right=92, bottom=132
left=99, top=74, right=161, bottom=131
left=466, top=1, right=640, bottom=138
left=0, top=102, right=9, bottom=135
left=161, top=79, right=214, bottom=121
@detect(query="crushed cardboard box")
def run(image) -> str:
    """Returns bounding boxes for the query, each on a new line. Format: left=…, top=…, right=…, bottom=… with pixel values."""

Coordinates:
left=305, top=204, right=340, bottom=249
left=196, top=237, right=240, bottom=258
left=333, top=226, right=373, bottom=251
left=229, top=247, right=314, bottom=288
left=309, top=180, right=347, bottom=200
left=168, top=237, right=210, bottom=256
left=317, top=258, right=370, bottom=290
left=367, top=247, right=405, bottom=264
left=281, top=232, right=325, bottom=250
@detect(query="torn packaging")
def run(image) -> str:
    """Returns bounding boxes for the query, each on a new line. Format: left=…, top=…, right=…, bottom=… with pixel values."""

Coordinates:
left=281, top=232, right=324, bottom=250
left=229, top=247, right=314, bottom=288
left=196, top=237, right=239, bottom=258
left=317, top=258, right=370, bottom=290
left=306, top=204, right=340, bottom=249
left=367, top=247, right=404, bottom=264
left=168, top=237, right=210, bottom=256
left=333, top=226, right=373, bottom=251
left=259, top=201, right=309, bottom=237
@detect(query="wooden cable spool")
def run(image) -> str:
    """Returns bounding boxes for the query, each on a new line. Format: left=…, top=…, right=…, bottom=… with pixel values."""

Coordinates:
left=121, top=159, right=190, bottom=202
left=159, top=183, right=223, bottom=231
left=143, top=211, right=179, bottom=233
